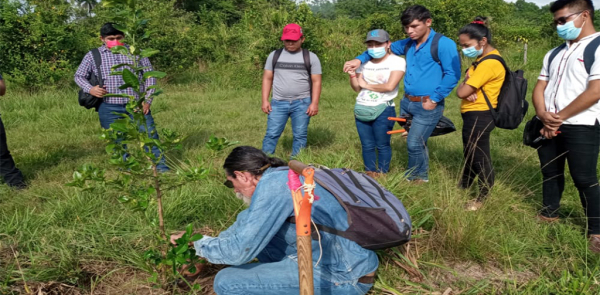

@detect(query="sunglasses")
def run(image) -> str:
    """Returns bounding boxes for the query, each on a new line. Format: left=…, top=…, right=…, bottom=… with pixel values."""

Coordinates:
left=223, top=180, right=233, bottom=188
left=553, top=11, right=584, bottom=26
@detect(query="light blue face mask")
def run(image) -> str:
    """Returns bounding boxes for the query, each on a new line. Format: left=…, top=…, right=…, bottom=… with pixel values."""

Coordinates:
left=462, top=45, right=483, bottom=58
left=557, top=14, right=584, bottom=41
left=368, top=46, right=387, bottom=59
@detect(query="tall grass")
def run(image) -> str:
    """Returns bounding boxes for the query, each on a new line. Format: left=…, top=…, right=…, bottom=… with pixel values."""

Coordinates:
left=1, top=42, right=599, bottom=294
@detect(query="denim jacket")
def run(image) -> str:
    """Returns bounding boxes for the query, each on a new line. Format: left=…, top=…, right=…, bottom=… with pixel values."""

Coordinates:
left=194, top=168, right=379, bottom=283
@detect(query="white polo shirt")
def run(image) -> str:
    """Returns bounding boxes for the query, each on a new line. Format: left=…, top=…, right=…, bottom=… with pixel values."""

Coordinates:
left=538, top=32, right=600, bottom=125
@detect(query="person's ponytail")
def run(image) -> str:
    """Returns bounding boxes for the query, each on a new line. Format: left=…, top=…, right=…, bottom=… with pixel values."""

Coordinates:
left=223, top=146, right=287, bottom=177
left=458, top=16, right=492, bottom=44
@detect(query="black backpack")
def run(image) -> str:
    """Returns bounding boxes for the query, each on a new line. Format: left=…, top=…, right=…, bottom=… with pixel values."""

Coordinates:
left=473, top=55, right=528, bottom=130
left=547, top=35, right=600, bottom=74
left=272, top=48, right=312, bottom=94
left=77, top=48, right=103, bottom=111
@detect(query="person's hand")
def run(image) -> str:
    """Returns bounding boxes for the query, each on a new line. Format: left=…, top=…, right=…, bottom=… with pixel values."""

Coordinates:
left=539, top=112, right=562, bottom=128
left=90, top=85, right=107, bottom=98
left=343, top=59, right=361, bottom=73
left=261, top=101, right=272, bottom=114
left=422, top=98, right=437, bottom=110
left=142, top=102, right=151, bottom=115
left=306, top=103, right=319, bottom=116
left=465, top=93, right=477, bottom=102
left=540, top=125, right=560, bottom=139
left=347, top=70, right=356, bottom=76
left=170, top=231, right=186, bottom=245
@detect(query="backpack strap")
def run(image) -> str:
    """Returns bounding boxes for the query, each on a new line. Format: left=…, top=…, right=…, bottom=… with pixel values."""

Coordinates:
left=403, top=33, right=442, bottom=64
left=430, top=32, right=442, bottom=65
left=91, top=48, right=104, bottom=87
left=584, top=35, right=600, bottom=74
left=548, top=43, right=567, bottom=71
left=302, top=48, right=313, bottom=97
left=272, top=48, right=284, bottom=71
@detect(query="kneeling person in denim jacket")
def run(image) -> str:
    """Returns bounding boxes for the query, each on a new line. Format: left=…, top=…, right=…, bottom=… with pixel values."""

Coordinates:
left=261, top=23, right=322, bottom=157
left=170, top=146, right=378, bottom=295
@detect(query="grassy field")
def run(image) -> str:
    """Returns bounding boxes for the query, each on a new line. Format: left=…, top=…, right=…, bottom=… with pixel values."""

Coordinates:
left=1, top=43, right=600, bottom=294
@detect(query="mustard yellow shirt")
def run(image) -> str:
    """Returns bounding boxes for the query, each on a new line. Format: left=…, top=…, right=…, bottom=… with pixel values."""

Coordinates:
left=461, top=49, right=506, bottom=113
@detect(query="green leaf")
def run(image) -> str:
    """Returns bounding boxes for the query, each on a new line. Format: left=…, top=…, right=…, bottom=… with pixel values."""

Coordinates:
left=110, top=45, right=129, bottom=56
left=104, top=93, right=133, bottom=99
left=191, top=234, right=203, bottom=241
left=122, top=69, right=139, bottom=89
left=143, top=71, right=166, bottom=80
left=111, top=63, right=134, bottom=71
left=137, top=19, right=149, bottom=26
left=176, top=244, right=189, bottom=255
left=112, top=23, right=128, bottom=35
left=117, top=196, right=130, bottom=203
left=140, top=49, right=160, bottom=58
left=118, top=84, right=132, bottom=90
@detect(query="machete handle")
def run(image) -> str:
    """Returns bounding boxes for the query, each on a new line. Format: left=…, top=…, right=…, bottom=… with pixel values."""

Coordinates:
left=387, top=129, right=407, bottom=135
left=388, top=117, right=407, bottom=122
left=289, top=160, right=309, bottom=175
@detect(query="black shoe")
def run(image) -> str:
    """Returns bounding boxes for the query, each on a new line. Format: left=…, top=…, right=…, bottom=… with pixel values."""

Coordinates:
left=8, top=182, right=27, bottom=190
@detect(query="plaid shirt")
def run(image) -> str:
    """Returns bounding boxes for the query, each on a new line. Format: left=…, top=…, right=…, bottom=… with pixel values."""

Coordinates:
left=74, top=45, right=156, bottom=104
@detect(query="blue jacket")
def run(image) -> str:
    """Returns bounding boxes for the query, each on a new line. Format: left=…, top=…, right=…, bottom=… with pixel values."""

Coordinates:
left=194, top=168, right=379, bottom=282
left=357, top=29, right=461, bottom=103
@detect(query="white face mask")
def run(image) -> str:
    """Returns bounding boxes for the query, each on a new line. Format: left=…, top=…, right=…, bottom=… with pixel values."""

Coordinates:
left=235, top=192, right=252, bottom=206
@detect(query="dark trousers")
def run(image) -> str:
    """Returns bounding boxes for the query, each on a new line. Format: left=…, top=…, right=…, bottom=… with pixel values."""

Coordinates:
left=538, top=123, right=600, bottom=235
left=0, top=113, right=24, bottom=186
left=460, top=111, right=495, bottom=199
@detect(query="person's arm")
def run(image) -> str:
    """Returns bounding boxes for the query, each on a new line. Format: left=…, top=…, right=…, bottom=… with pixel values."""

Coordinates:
left=348, top=71, right=361, bottom=92
left=306, top=53, right=322, bottom=116
left=534, top=51, right=562, bottom=139
left=261, top=70, right=274, bottom=114
left=0, top=74, right=5, bottom=96
left=307, top=74, right=321, bottom=116
left=75, top=53, right=95, bottom=92
left=138, top=57, right=157, bottom=114
left=192, top=175, right=294, bottom=265
left=359, top=70, right=405, bottom=92
left=431, top=38, right=462, bottom=103
left=456, top=74, right=476, bottom=99
left=557, top=80, right=600, bottom=120
left=457, top=61, right=500, bottom=99
left=343, top=38, right=410, bottom=73
left=75, top=52, right=107, bottom=99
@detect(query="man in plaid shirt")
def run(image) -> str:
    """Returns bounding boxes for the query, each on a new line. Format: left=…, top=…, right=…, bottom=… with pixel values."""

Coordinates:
left=75, top=23, right=168, bottom=172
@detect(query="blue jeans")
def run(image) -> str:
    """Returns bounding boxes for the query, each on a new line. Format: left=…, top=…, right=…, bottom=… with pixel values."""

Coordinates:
left=262, top=97, right=311, bottom=157
left=98, top=103, right=169, bottom=172
left=213, top=257, right=373, bottom=295
left=400, top=97, right=444, bottom=181
left=355, top=106, right=396, bottom=173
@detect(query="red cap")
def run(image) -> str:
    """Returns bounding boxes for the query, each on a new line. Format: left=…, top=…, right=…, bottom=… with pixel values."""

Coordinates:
left=281, top=23, right=303, bottom=41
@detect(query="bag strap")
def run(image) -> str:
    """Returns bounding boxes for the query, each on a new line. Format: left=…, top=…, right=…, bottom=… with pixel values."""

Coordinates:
left=272, top=48, right=284, bottom=72
left=548, top=43, right=567, bottom=71
left=302, top=48, right=313, bottom=97
left=470, top=54, right=507, bottom=120
left=430, top=32, right=442, bottom=65
left=584, top=35, right=600, bottom=74
left=403, top=33, right=442, bottom=65
left=91, top=48, right=104, bottom=87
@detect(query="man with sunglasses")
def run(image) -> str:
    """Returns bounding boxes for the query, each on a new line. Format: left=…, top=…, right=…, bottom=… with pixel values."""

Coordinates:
left=532, top=0, right=600, bottom=253
left=170, top=146, right=378, bottom=294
